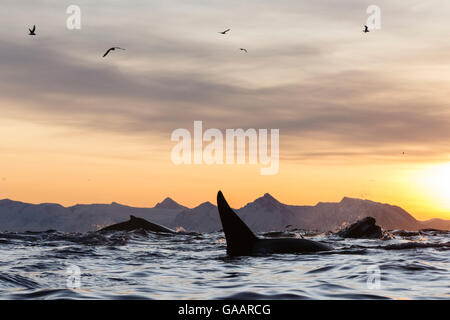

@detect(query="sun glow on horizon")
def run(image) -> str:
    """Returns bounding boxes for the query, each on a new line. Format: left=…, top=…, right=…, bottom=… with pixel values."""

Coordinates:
left=418, top=162, right=450, bottom=215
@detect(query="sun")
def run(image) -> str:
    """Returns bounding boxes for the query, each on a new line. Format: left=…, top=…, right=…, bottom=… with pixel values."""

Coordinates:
left=420, top=163, right=450, bottom=212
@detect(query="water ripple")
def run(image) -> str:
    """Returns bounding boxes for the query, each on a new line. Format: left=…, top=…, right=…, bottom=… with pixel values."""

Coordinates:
left=0, top=230, right=448, bottom=299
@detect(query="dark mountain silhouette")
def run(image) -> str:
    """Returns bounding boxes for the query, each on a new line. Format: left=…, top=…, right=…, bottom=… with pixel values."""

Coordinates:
left=172, top=202, right=219, bottom=233
left=419, top=218, right=450, bottom=230
left=288, top=197, right=420, bottom=231
left=154, top=197, right=186, bottom=210
left=237, top=193, right=298, bottom=232
left=0, top=195, right=448, bottom=232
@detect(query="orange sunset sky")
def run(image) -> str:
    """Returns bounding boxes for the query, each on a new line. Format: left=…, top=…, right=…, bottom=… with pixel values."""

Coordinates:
left=0, top=1, right=449, bottom=220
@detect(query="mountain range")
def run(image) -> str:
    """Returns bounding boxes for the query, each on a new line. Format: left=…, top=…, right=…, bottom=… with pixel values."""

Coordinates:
left=0, top=194, right=449, bottom=233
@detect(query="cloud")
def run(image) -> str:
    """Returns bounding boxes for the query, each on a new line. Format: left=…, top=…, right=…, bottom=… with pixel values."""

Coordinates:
left=1, top=0, right=450, bottom=162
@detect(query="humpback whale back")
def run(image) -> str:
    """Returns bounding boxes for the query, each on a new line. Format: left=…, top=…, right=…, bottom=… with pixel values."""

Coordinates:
left=217, top=191, right=258, bottom=256
left=100, top=215, right=175, bottom=233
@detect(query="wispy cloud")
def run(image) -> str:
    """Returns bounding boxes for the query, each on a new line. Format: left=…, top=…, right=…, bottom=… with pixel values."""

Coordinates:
left=1, top=0, right=450, bottom=162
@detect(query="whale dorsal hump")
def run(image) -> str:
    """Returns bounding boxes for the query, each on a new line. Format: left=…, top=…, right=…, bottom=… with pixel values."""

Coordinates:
left=217, top=191, right=258, bottom=256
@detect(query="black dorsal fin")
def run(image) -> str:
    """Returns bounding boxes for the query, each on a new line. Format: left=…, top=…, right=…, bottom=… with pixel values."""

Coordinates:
left=217, top=191, right=258, bottom=256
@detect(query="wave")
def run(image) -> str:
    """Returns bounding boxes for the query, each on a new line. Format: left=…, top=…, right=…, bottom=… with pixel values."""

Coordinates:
left=377, top=241, right=450, bottom=250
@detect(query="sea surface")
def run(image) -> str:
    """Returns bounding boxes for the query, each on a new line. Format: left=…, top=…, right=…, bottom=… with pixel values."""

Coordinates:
left=0, top=229, right=448, bottom=299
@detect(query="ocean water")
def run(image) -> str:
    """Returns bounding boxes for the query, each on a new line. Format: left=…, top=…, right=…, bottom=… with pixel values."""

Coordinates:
left=0, top=229, right=448, bottom=299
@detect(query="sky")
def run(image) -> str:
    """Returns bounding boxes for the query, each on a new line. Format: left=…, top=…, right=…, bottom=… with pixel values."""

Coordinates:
left=0, top=0, right=449, bottom=220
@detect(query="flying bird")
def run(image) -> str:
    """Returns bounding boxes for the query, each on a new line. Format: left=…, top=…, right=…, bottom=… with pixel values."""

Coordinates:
left=363, top=25, right=370, bottom=33
left=28, top=25, right=36, bottom=36
left=240, top=48, right=248, bottom=53
left=219, top=29, right=230, bottom=35
left=102, top=47, right=125, bottom=58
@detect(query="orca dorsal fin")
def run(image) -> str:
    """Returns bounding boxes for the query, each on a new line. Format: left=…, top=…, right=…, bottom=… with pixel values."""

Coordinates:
left=217, top=191, right=258, bottom=256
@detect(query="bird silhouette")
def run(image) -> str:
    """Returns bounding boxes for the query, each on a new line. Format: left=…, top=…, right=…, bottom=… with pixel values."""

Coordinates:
left=103, top=47, right=126, bottom=58
left=219, top=29, right=230, bottom=34
left=240, top=48, right=248, bottom=53
left=28, top=25, right=36, bottom=36
left=363, top=25, right=370, bottom=33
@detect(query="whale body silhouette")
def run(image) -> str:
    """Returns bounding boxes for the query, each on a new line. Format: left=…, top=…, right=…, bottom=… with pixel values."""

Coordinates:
left=217, top=191, right=332, bottom=256
left=99, top=215, right=176, bottom=234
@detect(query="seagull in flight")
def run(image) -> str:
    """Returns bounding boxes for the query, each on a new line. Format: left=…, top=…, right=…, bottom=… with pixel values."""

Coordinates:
left=219, top=29, right=230, bottom=35
left=103, top=47, right=126, bottom=58
left=240, top=48, right=248, bottom=53
left=28, top=25, right=36, bottom=36
left=363, top=25, right=370, bottom=33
